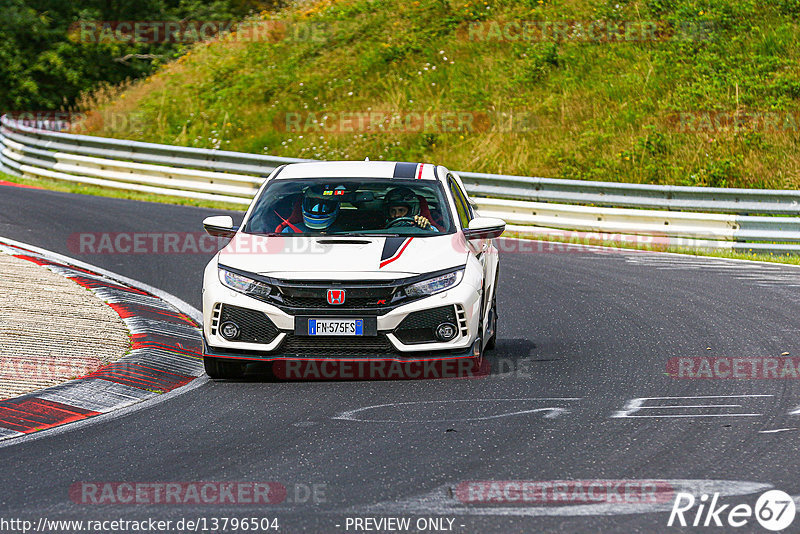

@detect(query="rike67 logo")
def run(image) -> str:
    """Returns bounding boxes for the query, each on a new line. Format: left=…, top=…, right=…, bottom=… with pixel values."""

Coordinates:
left=668, top=490, right=796, bottom=531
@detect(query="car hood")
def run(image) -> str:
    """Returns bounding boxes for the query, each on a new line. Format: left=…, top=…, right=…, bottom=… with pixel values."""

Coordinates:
left=217, top=233, right=468, bottom=278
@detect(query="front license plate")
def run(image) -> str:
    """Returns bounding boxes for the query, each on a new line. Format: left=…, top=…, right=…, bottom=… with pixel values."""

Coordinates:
left=308, top=318, right=364, bottom=336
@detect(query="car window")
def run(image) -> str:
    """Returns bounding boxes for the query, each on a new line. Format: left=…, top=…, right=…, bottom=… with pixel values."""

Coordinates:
left=448, top=175, right=473, bottom=228
left=243, top=178, right=454, bottom=236
left=450, top=173, right=475, bottom=215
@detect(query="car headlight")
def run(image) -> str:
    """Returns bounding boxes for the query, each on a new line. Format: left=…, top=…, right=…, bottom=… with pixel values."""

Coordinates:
left=404, top=269, right=464, bottom=297
left=218, top=268, right=273, bottom=299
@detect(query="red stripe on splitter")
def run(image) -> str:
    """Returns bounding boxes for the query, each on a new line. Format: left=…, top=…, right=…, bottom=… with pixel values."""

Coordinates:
left=379, top=238, right=413, bottom=268
left=416, top=163, right=424, bottom=179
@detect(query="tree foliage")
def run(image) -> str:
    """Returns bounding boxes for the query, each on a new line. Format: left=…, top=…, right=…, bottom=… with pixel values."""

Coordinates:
left=0, top=0, right=280, bottom=111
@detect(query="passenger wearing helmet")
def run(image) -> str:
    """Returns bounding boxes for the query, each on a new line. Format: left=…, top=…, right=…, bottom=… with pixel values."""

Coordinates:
left=281, top=185, right=343, bottom=233
left=384, top=187, right=435, bottom=230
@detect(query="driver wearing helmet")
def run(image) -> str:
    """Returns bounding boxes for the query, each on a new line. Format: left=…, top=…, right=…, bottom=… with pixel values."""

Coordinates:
left=384, top=187, right=434, bottom=230
left=281, top=184, right=343, bottom=233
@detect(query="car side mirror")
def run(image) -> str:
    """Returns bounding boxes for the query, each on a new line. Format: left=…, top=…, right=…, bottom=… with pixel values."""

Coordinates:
left=203, top=215, right=239, bottom=238
left=463, top=217, right=505, bottom=240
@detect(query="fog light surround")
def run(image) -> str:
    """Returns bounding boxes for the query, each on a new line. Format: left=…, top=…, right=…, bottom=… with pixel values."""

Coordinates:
left=435, top=322, right=458, bottom=342
left=220, top=321, right=241, bottom=340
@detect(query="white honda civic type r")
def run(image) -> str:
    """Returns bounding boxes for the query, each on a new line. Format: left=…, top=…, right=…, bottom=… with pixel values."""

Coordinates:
left=201, top=161, right=504, bottom=379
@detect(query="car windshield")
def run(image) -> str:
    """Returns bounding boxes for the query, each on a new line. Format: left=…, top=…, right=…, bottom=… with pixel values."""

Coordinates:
left=243, top=178, right=454, bottom=236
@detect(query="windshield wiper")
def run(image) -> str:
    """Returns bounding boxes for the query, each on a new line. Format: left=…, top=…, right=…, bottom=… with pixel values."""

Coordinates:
left=355, top=233, right=401, bottom=237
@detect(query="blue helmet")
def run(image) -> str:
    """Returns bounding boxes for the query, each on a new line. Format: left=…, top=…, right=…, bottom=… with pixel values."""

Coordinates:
left=302, top=185, right=343, bottom=230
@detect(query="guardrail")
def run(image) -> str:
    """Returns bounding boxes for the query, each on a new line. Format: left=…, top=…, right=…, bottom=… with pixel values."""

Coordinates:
left=0, top=116, right=306, bottom=205
left=458, top=172, right=800, bottom=215
left=2, top=114, right=799, bottom=254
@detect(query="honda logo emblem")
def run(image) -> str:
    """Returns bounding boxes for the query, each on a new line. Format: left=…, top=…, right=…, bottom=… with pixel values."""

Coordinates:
left=327, top=289, right=346, bottom=305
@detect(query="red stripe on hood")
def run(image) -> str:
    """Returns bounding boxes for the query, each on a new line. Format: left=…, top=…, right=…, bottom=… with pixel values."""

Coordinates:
left=379, top=237, right=413, bottom=268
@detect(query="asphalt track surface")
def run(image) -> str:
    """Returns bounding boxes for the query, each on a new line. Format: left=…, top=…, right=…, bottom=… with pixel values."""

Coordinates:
left=2, top=184, right=800, bottom=533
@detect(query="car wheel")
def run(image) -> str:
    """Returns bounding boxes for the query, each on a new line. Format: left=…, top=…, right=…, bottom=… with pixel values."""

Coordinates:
left=204, top=356, right=246, bottom=379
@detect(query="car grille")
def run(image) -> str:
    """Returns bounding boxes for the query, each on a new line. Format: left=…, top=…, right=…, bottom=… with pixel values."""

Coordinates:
left=394, top=305, right=458, bottom=344
left=219, top=304, right=280, bottom=344
left=217, top=264, right=466, bottom=315
left=280, top=295, right=380, bottom=309
left=278, top=333, right=397, bottom=356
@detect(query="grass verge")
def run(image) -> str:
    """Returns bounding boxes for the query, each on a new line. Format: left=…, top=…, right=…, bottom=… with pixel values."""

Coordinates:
left=81, top=0, right=800, bottom=190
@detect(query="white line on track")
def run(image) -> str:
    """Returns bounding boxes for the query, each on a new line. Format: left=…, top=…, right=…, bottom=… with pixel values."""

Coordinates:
left=333, top=398, right=582, bottom=423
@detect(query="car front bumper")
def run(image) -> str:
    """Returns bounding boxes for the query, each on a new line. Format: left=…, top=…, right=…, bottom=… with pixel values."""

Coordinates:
left=202, top=267, right=483, bottom=362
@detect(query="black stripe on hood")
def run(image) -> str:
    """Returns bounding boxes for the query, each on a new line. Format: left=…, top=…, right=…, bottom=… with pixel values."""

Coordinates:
left=393, top=162, right=418, bottom=178
left=381, top=236, right=408, bottom=261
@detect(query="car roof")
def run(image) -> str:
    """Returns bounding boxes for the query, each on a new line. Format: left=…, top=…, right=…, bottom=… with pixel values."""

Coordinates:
left=272, top=161, right=440, bottom=181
